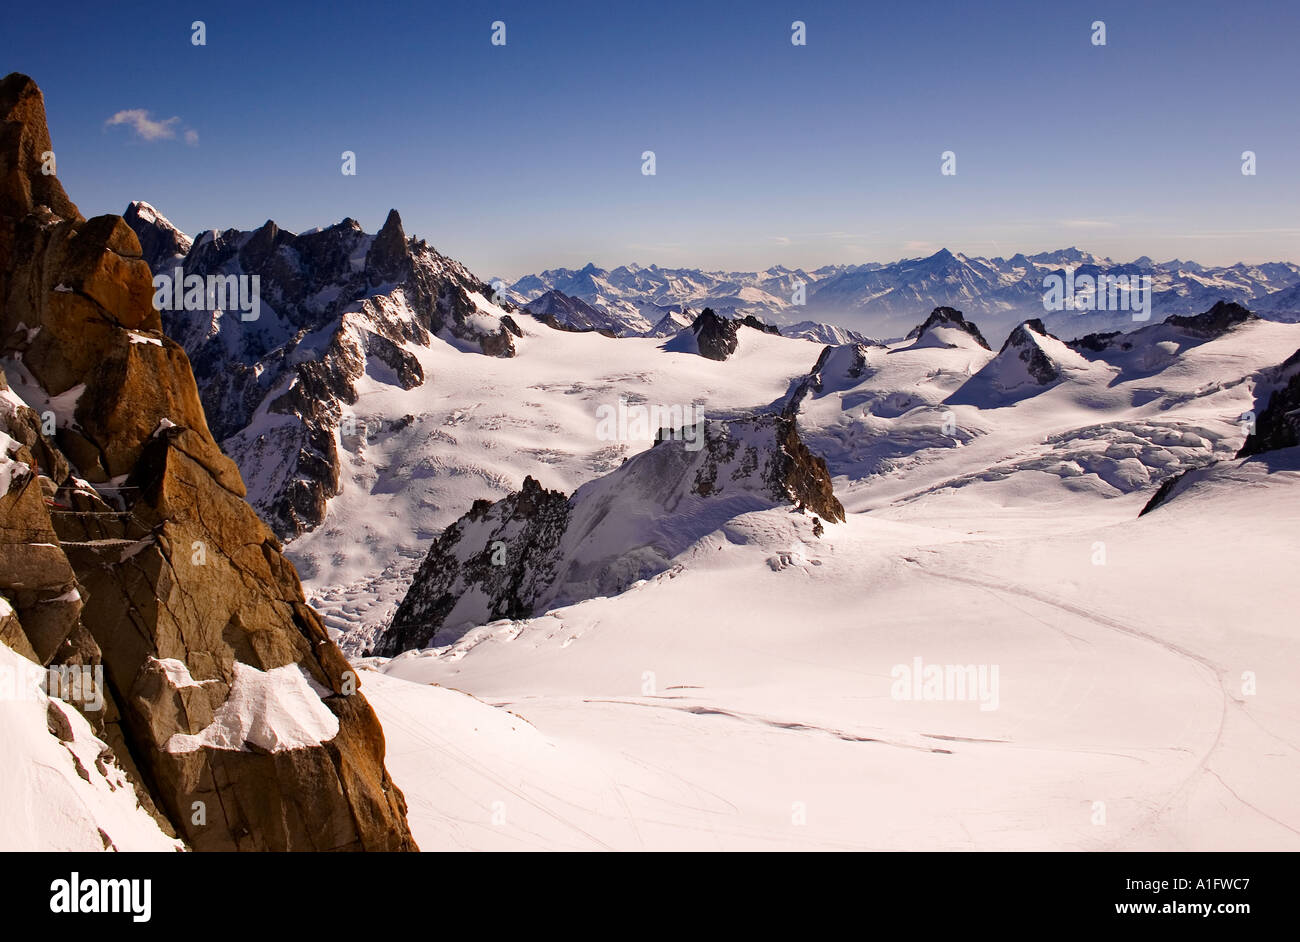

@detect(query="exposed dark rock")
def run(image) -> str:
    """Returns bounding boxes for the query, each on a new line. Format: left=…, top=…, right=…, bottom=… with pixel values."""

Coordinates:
left=1238, top=348, right=1300, bottom=458
left=124, top=195, right=521, bottom=537
left=1067, top=330, right=1127, bottom=353
left=366, top=208, right=410, bottom=284
left=1164, top=300, right=1256, bottom=338
left=123, top=202, right=191, bottom=268
left=905, top=306, right=991, bottom=350
left=691, top=307, right=739, bottom=360
left=739, top=314, right=781, bottom=336
left=783, top=342, right=873, bottom=417
left=1138, top=473, right=1183, bottom=516
left=528, top=309, right=618, bottom=337
left=686, top=307, right=780, bottom=361
left=379, top=476, right=571, bottom=657
left=999, top=319, right=1063, bottom=385
left=377, top=414, right=843, bottom=654
left=1141, top=342, right=1298, bottom=516
left=523, top=288, right=621, bottom=336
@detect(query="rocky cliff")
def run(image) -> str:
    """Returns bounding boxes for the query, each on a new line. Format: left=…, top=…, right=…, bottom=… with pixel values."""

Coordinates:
left=0, top=73, right=416, bottom=851
left=1238, top=348, right=1300, bottom=458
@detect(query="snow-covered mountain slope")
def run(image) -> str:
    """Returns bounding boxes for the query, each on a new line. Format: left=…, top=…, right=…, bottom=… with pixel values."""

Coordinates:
left=517, top=285, right=870, bottom=349
left=353, top=302, right=1300, bottom=851
left=84, top=202, right=1300, bottom=849
left=510, top=249, right=1300, bottom=344
left=642, top=307, right=694, bottom=338
left=0, top=639, right=182, bottom=851
left=660, top=308, right=781, bottom=361
left=359, top=440, right=1300, bottom=849
left=781, top=320, right=879, bottom=346
left=952, top=319, right=1094, bottom=403
left=375, top=414, right=842, bottom=654
left=1255, top=280, right=1300, bottom=320
left=286, top=316, right=828, bottom=626
left=127, top=204, right=521, bottom=538
left=295, top=300, right=1299, bottom=655
left=522, top=289, right=624, bottom=336
left=785, top=304, right=1297, bottom=508
left=507, top=262, right=815, bottom=332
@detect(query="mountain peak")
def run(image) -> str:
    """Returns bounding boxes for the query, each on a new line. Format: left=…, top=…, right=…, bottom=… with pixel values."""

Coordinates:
left=366, top=208, right=409, bottom=281
left=0, top=72, right=80, bottom=221
left=122, top=200, right=193, bottom=268
left=906, top=306, right=991, bottom=350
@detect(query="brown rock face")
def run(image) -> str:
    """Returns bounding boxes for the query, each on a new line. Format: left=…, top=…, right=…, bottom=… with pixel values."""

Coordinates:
left=0, top=73, right=416, bottom=850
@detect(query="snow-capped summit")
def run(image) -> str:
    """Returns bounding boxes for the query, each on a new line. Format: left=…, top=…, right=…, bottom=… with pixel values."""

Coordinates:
left=663, top=307, right=780, bottom=361
left=781, top=320, right=879, bottom=347
left=523, top=288, right=621, bottom=335
left=904, top=306, right=992, bottom=350
left=642, top=306, right=695, bottom=338
left=954, top=318, right=1093, bottom=400
left=123, top=200, right=191, bottom=269
left=509, top=250, right=1300, bottom=343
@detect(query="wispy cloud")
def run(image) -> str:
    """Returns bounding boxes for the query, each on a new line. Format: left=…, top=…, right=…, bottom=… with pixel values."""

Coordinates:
left=1059, top=219, right=1117, bottom=229
left=105, top=109, right=198, bottom=146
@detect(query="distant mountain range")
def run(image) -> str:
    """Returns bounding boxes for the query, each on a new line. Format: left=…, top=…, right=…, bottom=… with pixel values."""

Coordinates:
left=507, top=249, right=1300, bottom=341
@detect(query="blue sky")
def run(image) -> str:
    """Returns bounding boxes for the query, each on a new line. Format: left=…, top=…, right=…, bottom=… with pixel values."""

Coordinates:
left=4, top=0, right=1297, bottom=278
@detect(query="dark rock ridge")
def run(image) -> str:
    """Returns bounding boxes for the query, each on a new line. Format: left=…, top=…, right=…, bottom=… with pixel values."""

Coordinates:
left=0, top=73, right=416, bottom=850
left=1075, top=301, right=1258, bottom=358
left=1164, top=300, right=1256, bottom=338
left=999, top=319, right=1064, bottom=385
left=1067, top=330, right=1127, bottom=354
left=376, top=413, right=843, bottom=655
left=125, top=198, right=519, bottom=538
left=783, top=342, right=876, bottom=417
left=1238, top=348, right=1300, bottom=458
left=378, top=475, right=571, bottom=656
left=122, top=201, right=190, bottom=269
left=523, top=288, right=620, bottom=336
left=681, top=307, right=780, bottom=361
left=905, top=306, right=991, bottom=349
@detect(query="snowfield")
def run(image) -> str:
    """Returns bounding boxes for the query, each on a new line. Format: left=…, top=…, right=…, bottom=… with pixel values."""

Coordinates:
left=299, top=312, right=1300, bottom=851
left=0, top=642, right=181, bottom=852
left=8, top=289, right=1296, bottom=851
left=295, top=317, right=823, bottom=631
left=357, top=461, right=1300, bottom=850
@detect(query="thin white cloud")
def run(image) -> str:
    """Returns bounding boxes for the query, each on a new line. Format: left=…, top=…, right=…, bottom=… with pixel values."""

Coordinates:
left=105, top=109, right=178, bottom=140
left=105, top=109, right=199, bottom=146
